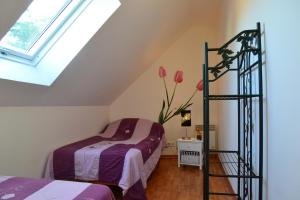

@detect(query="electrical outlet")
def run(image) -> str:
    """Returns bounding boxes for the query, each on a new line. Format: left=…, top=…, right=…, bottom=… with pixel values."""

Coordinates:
left=166, top=141, right=176, bottom=147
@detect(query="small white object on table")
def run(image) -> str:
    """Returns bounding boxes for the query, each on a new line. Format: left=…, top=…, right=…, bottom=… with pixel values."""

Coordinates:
left=177, top=137, right=203, bottom=170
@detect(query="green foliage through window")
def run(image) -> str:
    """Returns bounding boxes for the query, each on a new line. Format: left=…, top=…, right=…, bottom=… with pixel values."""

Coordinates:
left=0, top=0, right=72, bottom=52
left=5, top=21, right=41, bottom=50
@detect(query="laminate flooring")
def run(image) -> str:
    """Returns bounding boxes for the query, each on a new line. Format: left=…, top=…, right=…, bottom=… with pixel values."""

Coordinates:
left=145, top=157, right=236, bottom=200
left=110, top=157, right=236, bottom=200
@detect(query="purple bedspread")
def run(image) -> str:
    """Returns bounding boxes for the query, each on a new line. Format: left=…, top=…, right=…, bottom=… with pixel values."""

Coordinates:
left=46, top=118, right=165, bottom=200
left=0, top=176, right=115, bottom=200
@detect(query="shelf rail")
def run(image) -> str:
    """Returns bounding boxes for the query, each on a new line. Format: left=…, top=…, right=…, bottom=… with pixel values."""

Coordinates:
left=203, top=22, right=263, bottom=200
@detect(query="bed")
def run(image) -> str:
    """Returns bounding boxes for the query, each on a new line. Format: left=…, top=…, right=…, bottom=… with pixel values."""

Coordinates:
left=45, top=118, right=165, bottom=200
left=0, top=176, right=115, bottom=200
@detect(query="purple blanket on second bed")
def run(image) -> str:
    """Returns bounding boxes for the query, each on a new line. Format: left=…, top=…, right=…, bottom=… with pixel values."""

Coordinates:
left=45, top=118, right=165, bottom=200
left=0, top=176, right=115, bottom=200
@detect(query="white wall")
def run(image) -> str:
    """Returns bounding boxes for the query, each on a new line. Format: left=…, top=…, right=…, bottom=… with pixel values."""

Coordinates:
left=0, top=106, right=109, bottom=178
left=110, top=25, right=220, bottom=154
left=218, top=0, right=300, bottom=199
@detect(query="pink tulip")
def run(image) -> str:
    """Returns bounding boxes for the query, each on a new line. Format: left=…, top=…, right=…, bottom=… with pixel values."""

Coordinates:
left=174, top=70, right=183, bottom=83
left=196, top=80, right=203, bottom=91
left=159, top=66, right=167, bottom=78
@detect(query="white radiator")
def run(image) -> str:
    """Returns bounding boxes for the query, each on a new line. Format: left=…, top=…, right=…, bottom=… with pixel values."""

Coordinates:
left=197, top=125, right=216, bottom=150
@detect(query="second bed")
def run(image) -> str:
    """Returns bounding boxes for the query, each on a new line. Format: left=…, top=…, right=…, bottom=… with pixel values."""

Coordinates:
left=45, top=118, right=165, bottom=200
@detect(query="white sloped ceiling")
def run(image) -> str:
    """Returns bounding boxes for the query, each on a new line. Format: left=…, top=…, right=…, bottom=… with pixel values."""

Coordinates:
left=0, top=0, right=220, bottom=106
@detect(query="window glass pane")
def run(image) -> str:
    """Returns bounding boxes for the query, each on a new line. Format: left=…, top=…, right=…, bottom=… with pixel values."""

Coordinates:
left=0, top=0, right=71, bottom=51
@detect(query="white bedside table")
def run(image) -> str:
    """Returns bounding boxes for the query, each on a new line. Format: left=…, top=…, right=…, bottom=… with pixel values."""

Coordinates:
left=177, top=138, right=203, bottom=169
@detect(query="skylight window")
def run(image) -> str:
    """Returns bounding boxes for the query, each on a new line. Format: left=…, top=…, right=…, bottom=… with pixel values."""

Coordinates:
left=0, top=0, right=85, bottom=63
left=0, top=0, right=121, bottom=86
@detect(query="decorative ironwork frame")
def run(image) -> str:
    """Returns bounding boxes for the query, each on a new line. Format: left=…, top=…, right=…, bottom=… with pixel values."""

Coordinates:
left=203, top=23, right=263, bottom=200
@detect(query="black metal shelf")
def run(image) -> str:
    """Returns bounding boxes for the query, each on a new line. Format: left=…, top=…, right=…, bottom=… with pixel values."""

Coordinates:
left=209, top=192, right=239, bottom=196
left=207, top=49, right=260, bottom=71
left=208, top=94, right=260, bottom=100
left=209, top=152, right=260, bottom=179
left=203, top=23, right=264, bottom=200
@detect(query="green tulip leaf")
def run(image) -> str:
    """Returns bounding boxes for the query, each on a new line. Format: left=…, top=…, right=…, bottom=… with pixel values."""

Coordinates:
left=158, top=100, right=166, bottom=124
left=174, top=107, right=183, bottom=116
left=183, top=103, right=193, bottom=110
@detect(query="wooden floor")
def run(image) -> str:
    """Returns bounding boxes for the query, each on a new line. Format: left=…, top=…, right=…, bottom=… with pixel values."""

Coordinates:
left=145, top=157, right=236, bottom=200
left=110, top=157, right=236, bottom=200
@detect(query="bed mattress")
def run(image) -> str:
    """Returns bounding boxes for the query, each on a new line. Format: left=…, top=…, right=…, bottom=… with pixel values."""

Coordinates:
left=45, top=118, right=165, bottom=200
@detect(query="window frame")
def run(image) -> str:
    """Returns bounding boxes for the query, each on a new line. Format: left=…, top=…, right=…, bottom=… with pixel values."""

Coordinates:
left=0, top=0, right=121, bottom=86
left=0, top=0, right=87, bottom=66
